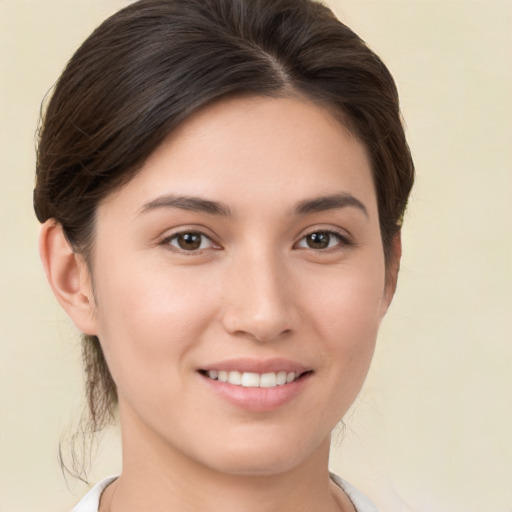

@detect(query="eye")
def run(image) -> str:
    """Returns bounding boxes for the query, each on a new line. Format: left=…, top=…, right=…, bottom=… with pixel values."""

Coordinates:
left=296, top=230, right=347, bottom=250
left=165, top=231, right=216, bottom=252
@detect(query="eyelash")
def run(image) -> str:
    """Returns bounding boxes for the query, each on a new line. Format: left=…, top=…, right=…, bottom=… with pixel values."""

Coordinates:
left=295, top=229, right=352, bottom=251
left=159, top=228, right=352, bottom=254
left=160, top=231, right=219, bottom=253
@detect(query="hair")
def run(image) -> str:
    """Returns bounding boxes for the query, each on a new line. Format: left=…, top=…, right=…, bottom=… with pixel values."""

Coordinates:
left=34, top=0, right=414, bottom=478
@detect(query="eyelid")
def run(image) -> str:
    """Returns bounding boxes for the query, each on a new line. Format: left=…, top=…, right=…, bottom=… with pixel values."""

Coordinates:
left=294, top=226, right=353, bottom=250
left=156, top=224, right=353, bottom=253
left=158, top=226, right=222, bottom=253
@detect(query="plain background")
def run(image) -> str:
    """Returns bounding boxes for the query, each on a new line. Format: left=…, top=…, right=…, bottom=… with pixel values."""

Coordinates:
left=1, top=1, right=511, bottom=511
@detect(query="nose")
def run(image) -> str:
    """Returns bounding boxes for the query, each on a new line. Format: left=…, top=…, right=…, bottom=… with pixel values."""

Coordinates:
left=221, top=248, right=296, bottom=342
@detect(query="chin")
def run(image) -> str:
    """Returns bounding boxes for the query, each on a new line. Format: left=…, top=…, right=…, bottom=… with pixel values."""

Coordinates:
left=198, top=429, right=328, bottom=477
left=210, top=452, right=305, bottom=477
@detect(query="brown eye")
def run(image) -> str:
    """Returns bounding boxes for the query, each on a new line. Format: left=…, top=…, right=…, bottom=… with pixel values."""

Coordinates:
left=167, top=232, right=213, bottom=251
left=297, top=231, right=343, bottom=250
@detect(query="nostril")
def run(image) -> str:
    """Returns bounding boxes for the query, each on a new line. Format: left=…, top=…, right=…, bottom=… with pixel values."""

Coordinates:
left=220, top=270, right=296, bottom=341
left=249, top=327, right=293, bottom=343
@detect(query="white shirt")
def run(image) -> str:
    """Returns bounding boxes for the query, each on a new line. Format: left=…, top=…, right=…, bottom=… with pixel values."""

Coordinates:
left=72, top=473, right=379, bottom=512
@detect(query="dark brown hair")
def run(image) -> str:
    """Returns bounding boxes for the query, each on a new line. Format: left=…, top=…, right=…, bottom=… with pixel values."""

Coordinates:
left=34, top=0, right=414, bottom=477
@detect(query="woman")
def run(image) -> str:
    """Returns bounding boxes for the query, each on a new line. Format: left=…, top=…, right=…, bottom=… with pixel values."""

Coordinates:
left=34, top=0, right=414, bottom=510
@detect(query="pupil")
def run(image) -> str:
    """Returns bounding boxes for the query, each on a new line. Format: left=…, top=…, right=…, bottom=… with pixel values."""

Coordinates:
left=178, top=233, right=201, bottom=250
left=308, top=232, right=330, bottom=249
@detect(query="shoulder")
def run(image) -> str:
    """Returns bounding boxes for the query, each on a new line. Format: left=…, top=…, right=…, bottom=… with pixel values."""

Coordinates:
left=71, top=476, right=118, bottom=512
left=330, top=473, right=380, bottom=512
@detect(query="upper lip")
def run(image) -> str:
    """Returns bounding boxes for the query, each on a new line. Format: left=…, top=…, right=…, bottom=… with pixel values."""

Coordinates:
left=199, top=358, right=311, bottom=374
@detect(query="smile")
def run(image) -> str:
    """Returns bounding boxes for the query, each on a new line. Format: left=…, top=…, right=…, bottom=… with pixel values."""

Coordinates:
left=203, top=370, right=303, bottom=388
left=198, top=362, right=313, bottom=411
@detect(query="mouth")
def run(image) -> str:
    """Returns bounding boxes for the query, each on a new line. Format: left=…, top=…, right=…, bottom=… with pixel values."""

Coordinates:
left=198, top=369, right=312, bottom=388
left=197, top=358, right=313, bottom=411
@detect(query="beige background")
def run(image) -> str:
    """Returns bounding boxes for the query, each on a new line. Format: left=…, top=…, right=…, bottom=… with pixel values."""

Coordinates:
left=1, top=1, right=511, bottom=511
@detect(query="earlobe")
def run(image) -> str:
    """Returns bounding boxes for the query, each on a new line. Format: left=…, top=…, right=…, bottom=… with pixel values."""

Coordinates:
left=39, top=220, right=98, bottom=335
left=382, top=232, right=402, bottom=315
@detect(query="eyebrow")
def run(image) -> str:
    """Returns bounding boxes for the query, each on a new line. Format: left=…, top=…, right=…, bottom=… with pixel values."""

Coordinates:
left=294, top=193, right=368, bottom=217
left=139, top=194, right=232, bottom=217
left=138, top=192, right=368, bottom=218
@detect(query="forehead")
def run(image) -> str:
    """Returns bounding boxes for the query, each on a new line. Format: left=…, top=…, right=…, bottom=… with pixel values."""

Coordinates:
left=99, top=95, right=377, bottom=219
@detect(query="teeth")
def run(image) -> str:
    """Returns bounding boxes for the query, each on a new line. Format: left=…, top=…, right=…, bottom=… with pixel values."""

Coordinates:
left=241, top=372, right=260, bottom=387
left=228, top=371, right=242, bottom=385
left=276, top=371, right=287, bottom=385
left=206, top=370, right=299, bottom=387
left=260, top=372, right=276, bottom=388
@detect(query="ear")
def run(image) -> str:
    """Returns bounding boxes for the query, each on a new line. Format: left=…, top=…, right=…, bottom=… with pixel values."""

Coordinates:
left=381, top=232, right=402, bottom=315
left=39, top=220, right=98, bottom=335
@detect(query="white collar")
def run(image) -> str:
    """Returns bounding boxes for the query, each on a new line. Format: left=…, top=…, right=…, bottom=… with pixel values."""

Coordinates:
left=72, top=473, right=379, bottom=512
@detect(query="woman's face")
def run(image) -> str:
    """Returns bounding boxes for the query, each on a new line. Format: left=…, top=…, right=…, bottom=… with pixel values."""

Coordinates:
left=86, top=96, right=395, bottom=476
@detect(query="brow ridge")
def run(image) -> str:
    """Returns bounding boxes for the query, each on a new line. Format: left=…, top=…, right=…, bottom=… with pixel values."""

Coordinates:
left=139, top=192, right=367, bottom=218
left=139, top=194, right=232, bottom=216
left=294, top=193, right=368, bottom=217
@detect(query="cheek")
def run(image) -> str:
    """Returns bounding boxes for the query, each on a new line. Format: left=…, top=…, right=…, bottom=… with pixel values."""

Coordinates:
left=304, top=258, right=386, bottom=339
left=91, top=258, right=221, bottom=385
left=300, top=260, right=386, bottom=394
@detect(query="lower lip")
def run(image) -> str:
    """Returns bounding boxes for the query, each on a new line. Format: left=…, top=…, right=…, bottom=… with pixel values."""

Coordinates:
left=199, top=373, right=312, bottom=412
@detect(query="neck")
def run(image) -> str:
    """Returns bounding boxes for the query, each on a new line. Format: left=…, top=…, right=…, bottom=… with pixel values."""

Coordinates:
left=100, top=402, right=355, bottom=512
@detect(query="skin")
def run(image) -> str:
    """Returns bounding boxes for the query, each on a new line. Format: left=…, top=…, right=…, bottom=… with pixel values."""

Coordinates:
left=40, top=95, right=400, bottom=512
